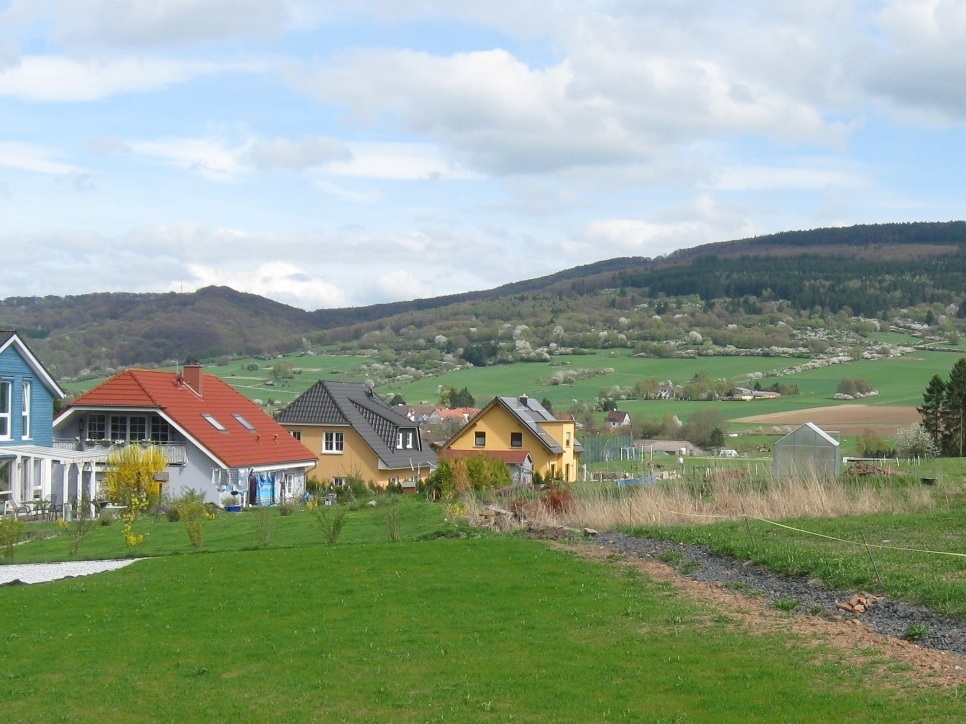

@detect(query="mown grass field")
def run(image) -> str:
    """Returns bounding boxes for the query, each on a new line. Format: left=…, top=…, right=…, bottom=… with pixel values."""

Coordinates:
left=2, top=497, right=964, bottom=721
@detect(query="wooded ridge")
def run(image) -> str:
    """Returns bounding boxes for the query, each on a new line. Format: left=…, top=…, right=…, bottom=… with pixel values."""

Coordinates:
left=3, top=221, right=965, bottom=381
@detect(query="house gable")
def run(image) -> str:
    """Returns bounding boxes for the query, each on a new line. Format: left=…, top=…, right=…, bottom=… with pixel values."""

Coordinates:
left=443, top=395, right=580, bottom=482
left=0, top=331, right=62, bottom=447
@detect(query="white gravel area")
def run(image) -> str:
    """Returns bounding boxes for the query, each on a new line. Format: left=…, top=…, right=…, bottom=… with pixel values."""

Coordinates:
left=0, top=559, right=141, bottom=585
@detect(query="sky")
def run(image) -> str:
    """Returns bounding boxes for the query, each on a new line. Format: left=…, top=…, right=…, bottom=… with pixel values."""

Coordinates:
left=1, top=1, right=965, bottom=311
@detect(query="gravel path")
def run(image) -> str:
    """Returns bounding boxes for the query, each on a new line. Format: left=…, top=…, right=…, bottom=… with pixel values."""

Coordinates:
left=594, top=531, right=966, bottom=657
left=0, top=559, right=141, bottom=585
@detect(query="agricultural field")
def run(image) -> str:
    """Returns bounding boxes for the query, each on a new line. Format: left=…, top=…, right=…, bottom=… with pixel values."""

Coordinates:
left=2, top=496, right=964, bottom=720
left=62, top=347, right=966, bottom=444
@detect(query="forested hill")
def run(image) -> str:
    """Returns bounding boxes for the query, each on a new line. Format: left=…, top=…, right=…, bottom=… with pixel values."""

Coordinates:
left=2, top=221, right=965, bottom=380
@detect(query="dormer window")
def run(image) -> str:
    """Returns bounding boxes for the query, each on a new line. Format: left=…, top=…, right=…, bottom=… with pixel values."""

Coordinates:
left=396, top=428, right=416, bottom=450
left=202, top=414, right=227, bottom=432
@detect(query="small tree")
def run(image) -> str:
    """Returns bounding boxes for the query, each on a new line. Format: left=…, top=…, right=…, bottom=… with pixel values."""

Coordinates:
left=856, top=428, right=892, bottom=458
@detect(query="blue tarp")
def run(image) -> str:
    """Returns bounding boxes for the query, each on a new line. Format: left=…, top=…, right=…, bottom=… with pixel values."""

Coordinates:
left=615, top=475, right=657, bottom=487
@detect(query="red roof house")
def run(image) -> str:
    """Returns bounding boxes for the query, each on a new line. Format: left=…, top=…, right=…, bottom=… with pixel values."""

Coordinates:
left=53, top=362, right=317, bottom=505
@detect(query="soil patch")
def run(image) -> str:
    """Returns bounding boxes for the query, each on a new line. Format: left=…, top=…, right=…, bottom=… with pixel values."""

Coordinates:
left=733, top=404, right=920, bottom=437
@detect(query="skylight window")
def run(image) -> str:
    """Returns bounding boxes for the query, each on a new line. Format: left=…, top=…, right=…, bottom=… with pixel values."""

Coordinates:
left=233, top=414, right=256, bottom=432
left=202, top=414, right=227, bottom=432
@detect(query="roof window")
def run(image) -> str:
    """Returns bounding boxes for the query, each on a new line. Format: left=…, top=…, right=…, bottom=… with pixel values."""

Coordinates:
left=202, top=414, right=227, bottom=432
left=233, top=414, right=256, bottom=432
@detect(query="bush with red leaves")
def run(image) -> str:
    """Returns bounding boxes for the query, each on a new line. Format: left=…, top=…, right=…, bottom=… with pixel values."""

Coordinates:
left=539, top=484, right=574, bottom=513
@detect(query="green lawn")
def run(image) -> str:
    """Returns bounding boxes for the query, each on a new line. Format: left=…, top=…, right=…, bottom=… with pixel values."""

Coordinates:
left=1, top=501, right=963, bottom=721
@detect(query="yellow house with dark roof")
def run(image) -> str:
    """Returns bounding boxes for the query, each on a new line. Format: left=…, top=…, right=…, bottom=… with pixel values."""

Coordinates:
left=276, top=380, right=437, bottom=489
left=443, top=395, right=581, bottom=483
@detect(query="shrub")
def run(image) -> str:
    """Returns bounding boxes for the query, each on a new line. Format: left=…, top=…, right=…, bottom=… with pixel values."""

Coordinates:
left=172, top=489, right=210, bottom=550
left=64, top=495, right=98, bottom=557
left=0, top=516, right=26, bottom=560
left=249, top=505, right=275, bottom=547
left=540, top=483, right=574, bottom=513
left=837, top=377, right=875, bottom=397
left=311, top=503, right=348, bottom=544
left=278, top=502, right=296, bottom=516
left=385, top=505, right=401, bottom=542
left=102, top=445, right=169, bottom=508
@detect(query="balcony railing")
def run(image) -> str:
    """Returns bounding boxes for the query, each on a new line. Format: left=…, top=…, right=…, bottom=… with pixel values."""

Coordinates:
left=53, top=439, right=188, bottom=466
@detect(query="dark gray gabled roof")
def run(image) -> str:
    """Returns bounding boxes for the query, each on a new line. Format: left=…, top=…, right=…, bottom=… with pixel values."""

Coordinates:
left=276, top=380, right=437, bottom=470
left=493, top=396, right=565, bottom=454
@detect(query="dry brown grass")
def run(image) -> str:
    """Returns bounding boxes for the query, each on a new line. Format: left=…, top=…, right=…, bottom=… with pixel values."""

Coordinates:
left=467, top=475, right=938, bottom=532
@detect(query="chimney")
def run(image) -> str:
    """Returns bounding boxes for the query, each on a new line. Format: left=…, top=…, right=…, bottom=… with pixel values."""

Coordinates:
left=182, top=360, right=203, bottom=395
left=519, top=394, right=529, bottom=406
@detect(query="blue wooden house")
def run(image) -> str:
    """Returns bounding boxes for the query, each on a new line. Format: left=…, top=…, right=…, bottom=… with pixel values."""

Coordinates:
left=0, top=331, right=101, bottom=515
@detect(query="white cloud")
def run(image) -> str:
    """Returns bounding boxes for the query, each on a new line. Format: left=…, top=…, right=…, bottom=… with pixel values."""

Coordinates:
left=372, top=269, right=431, bottom=303
left=7, top=0, right=289, bottom=50
left=181, top=260, right=349, bottom=309
left=125, top=136, right=251, bottom=182
left=0, top=55, right=243, bottom=101
left=860, top=0, right=966, bottom=120
left=246, top=136, right=352, bottom=170
left=706, top=162, right=867, bottom=192
left=0, top=142, right=85, bottom=175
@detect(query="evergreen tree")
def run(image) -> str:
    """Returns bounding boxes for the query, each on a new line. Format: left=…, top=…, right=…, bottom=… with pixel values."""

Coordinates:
left=946, top=358, right=966, bottom=456
left=919, top=374, right=947, bottom=450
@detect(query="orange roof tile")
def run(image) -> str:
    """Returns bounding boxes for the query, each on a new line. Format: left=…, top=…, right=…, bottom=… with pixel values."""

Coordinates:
left=67, top=369, right=315, bottom=469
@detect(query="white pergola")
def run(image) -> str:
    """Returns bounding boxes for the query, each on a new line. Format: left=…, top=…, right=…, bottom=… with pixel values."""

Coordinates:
left=1, top=445, right=106, bottom=517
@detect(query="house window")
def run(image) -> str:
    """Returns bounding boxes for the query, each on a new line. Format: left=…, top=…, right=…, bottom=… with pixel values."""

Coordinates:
left=129, top=416, right=147, bottom=441
left=333, top=477, right=346, bottom=487
left=151, top=416, right=173, bottom=443
left=110, top=415, right=148, bottom=441
left=323, top=431, right=344, bottom=454
left=565, top=431, right=571, bottom=448
left=510, top=432, right=523, bottom=448
left=290, top=430, right=302, bottom=441
left=87, top=414, right=106, bottom=441
left=474, top=431, right=486, bottom=447
left=21, top=381, right=31, bottom=440
left=0, top=460, right=10, bottom=503
left=0, top=381, right=10, bottom=440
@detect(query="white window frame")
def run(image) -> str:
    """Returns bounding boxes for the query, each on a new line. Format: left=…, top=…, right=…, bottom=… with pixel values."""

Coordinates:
left=396, top=428, right=415, bottom=450
left=21, top=380, right=31, bottom=440
left=87, top=413, right=107, bottom=441
left=0, top=381, right=10, bottom=441
left=323, top=431, right=344, bottom=454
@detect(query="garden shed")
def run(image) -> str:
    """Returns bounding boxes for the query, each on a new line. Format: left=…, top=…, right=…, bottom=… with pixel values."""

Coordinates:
left=773, top=422, right=841, bottom=480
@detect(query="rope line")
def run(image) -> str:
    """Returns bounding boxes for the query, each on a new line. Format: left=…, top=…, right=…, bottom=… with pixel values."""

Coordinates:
left=657, top=508, right=966, bottom=560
